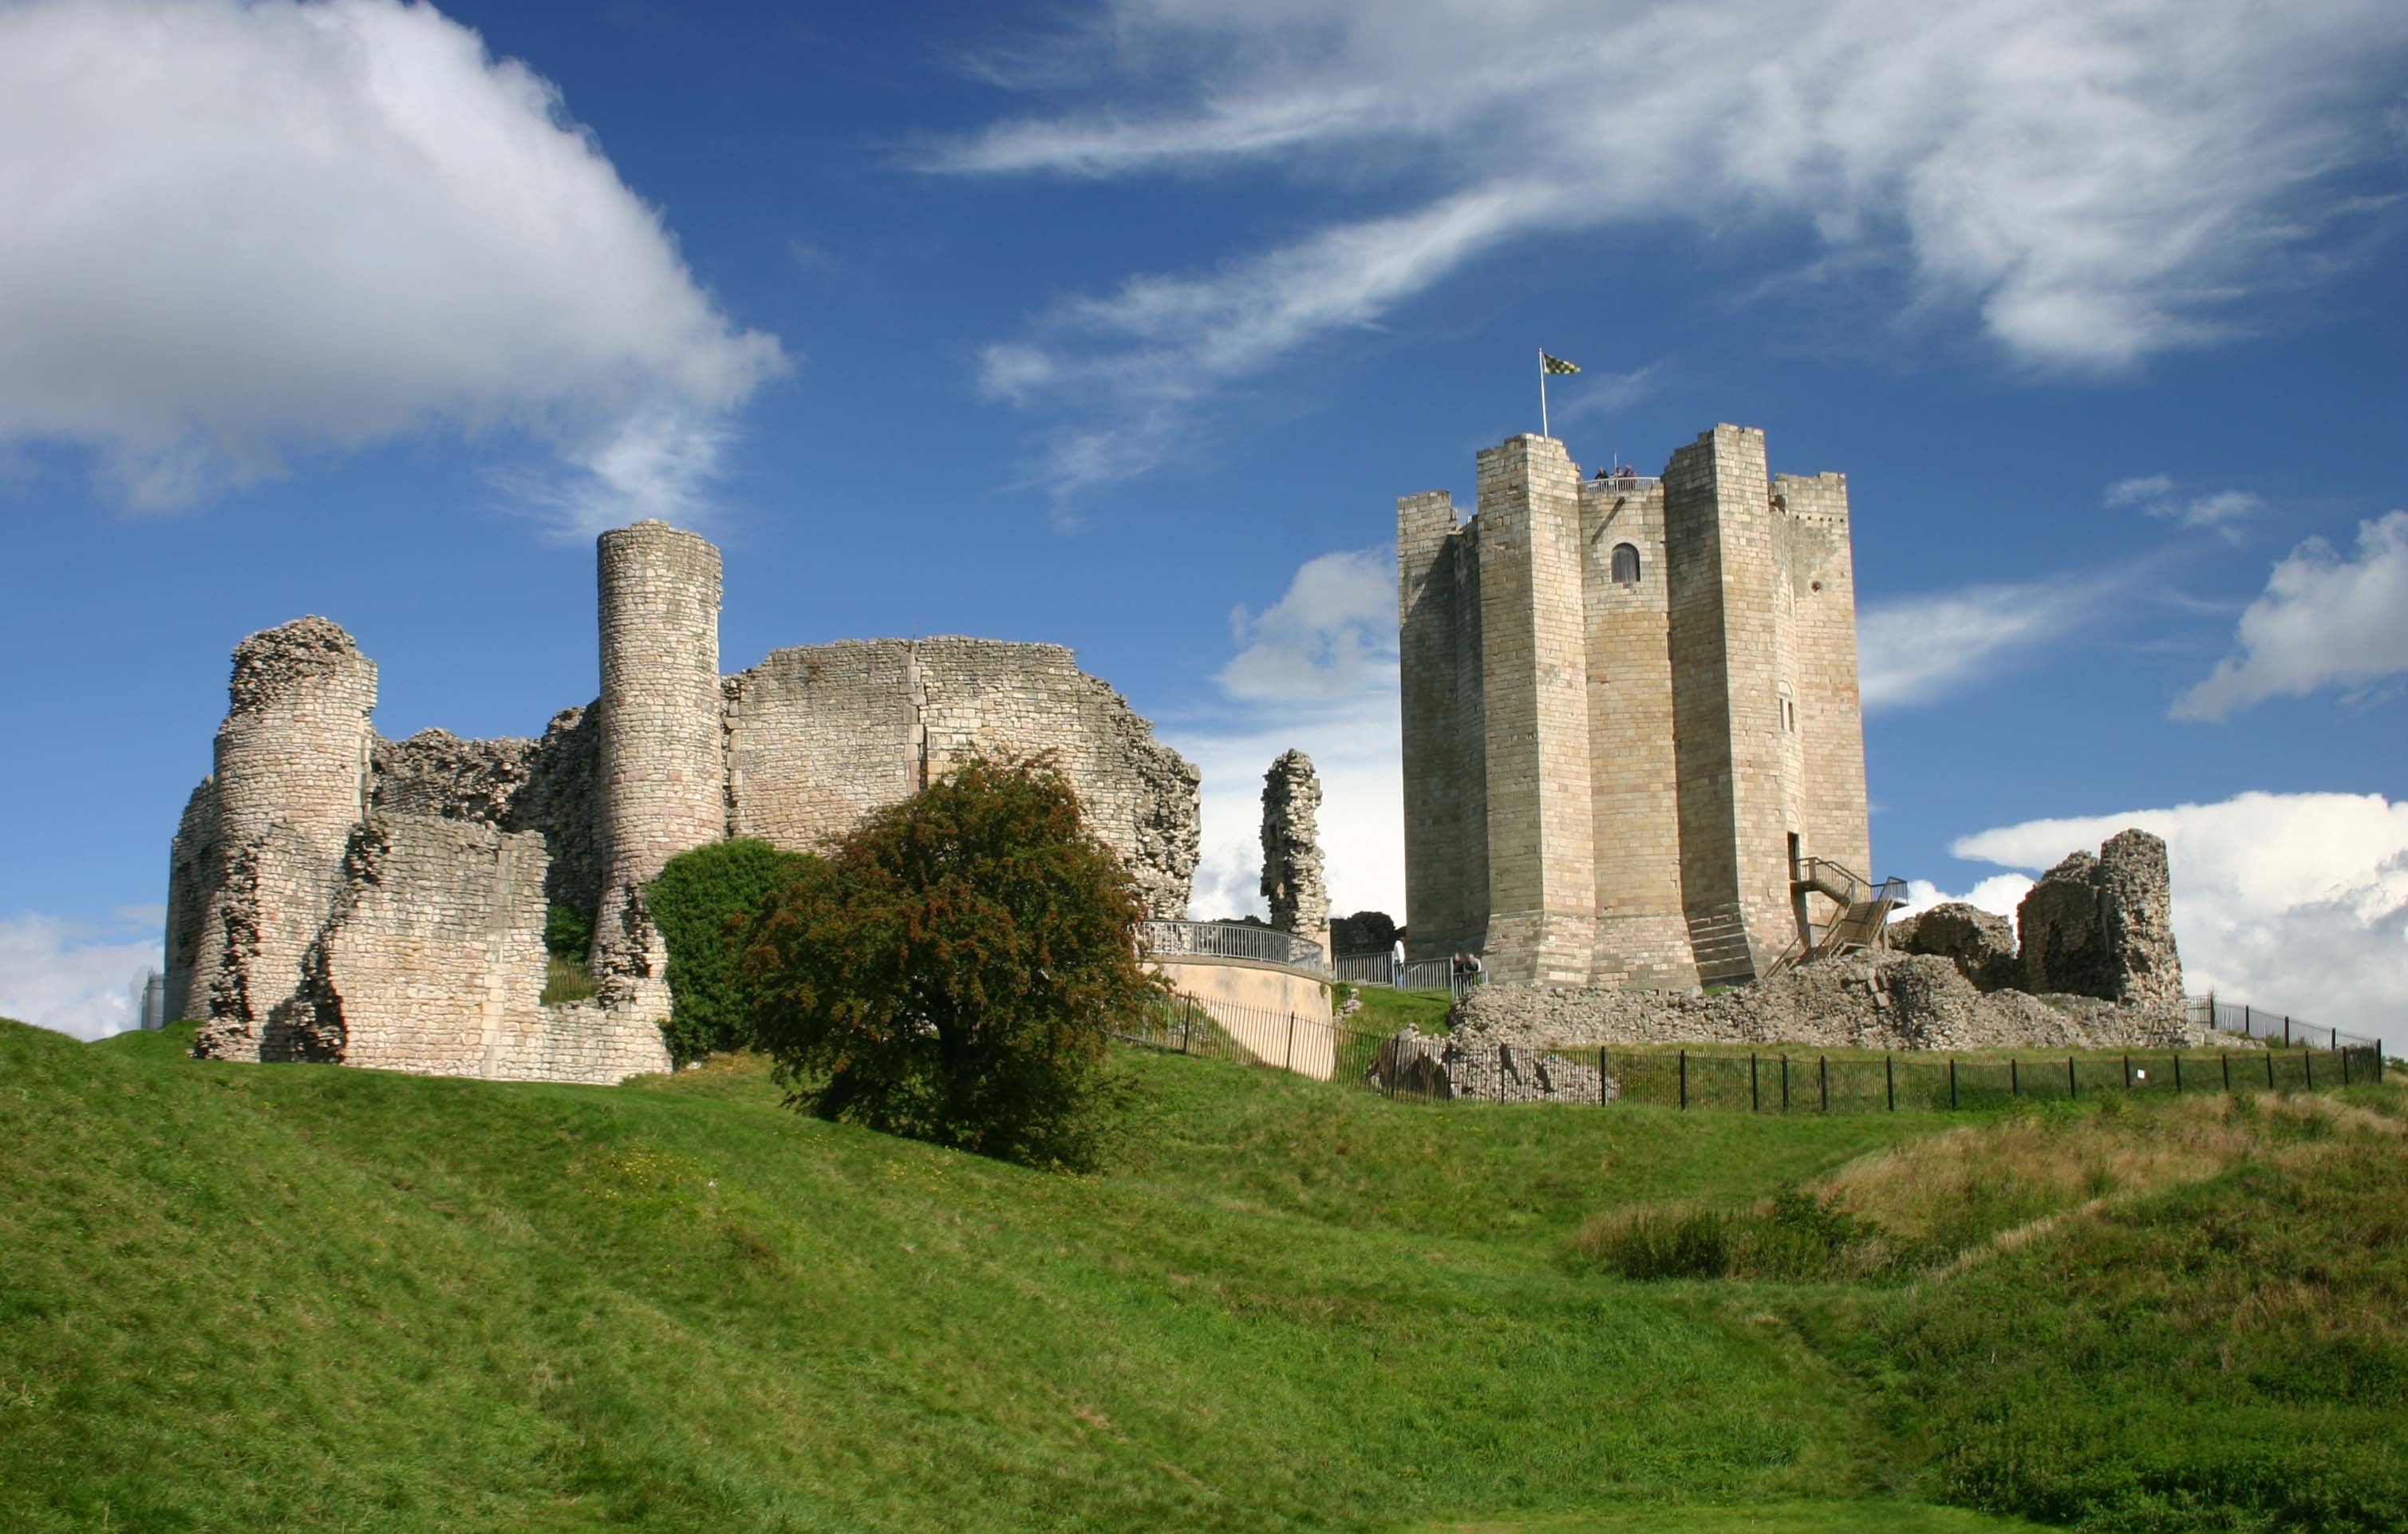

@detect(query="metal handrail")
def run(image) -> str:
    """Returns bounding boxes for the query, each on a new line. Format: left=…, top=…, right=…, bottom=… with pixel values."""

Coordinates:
left=1138, top=919, right=1328, bottom=974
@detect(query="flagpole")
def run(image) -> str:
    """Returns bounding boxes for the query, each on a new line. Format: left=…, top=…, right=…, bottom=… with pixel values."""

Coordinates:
left=1538, top=347, right=1549, bottom=438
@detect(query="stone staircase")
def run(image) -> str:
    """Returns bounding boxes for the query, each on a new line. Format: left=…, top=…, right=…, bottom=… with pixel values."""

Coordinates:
left=1684, top=903, right=1758, bottom=989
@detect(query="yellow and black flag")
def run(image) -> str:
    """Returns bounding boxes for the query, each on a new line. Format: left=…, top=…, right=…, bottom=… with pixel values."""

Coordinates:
left=1542, top=352, right=1582, bottom=374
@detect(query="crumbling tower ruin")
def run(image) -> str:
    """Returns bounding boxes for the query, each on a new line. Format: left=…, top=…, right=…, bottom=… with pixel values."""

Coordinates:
left=1398, top=425, right=1871, bottom=991
left=171, top=618, right=377, bottom=1058
left=1261, top=749, right=1330, bottom=963
left=590, top=522, right=725, bottom=1011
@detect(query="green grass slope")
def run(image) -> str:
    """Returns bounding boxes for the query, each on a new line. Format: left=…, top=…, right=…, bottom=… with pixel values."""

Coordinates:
left=7, top=1018, right=2398, bottom=1532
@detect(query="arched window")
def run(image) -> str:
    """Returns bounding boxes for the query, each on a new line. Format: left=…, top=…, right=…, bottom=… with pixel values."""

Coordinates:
left=1610, top=543, right=1641, bottom=585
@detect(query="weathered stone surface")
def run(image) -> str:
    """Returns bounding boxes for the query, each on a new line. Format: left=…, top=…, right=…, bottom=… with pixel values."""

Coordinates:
left=1890, top=902, right=2018, bottom=991
left=1398, top=426, right=1869, bottom=992
left=168, top=520, right=1195, bottom=1086
left=1261, top=749, right=1329, bottom=960
left=2016, top=829, right=2185, bottom=1022
left=1454, top=949, right=2211, bottom=1056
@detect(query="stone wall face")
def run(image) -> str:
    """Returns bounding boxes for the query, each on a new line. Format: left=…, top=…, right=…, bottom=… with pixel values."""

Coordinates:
left=593, top=521, right=724, bottom=980
left=1579, top=476, right=1696, bottom=989
left=725, top=637, right=1200, bottom=917
left=1397, top=490, right=1488, bottom=960
left=2017, top=829, right=2185, bottom=1021
left=191, top=618, right=377, bottom=1061
left=1260, top=749, right=1329, bottom=959
left=280, top=816, right=670, bottom=1082
left=1398, top=425, right=1872, bottom=994
left=1475, top=436, right=1597, bottom=986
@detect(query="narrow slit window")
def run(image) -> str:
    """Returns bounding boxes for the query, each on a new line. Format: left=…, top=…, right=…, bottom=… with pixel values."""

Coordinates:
left=1610, top=543, right=1641, bottom=585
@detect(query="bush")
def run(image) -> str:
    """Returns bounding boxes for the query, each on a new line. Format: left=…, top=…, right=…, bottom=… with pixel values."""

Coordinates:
left=739, top=755, right=1164, bottom=1172
left=648, top=839, right=822, bottom=1065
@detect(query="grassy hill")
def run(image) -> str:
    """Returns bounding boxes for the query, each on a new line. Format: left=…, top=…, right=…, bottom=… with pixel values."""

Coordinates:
left=3, top=1018, right=2401, bottom=1533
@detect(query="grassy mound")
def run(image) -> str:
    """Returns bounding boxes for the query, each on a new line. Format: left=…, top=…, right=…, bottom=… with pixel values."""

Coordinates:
left=5, top=1018, right=2398, bottom=1532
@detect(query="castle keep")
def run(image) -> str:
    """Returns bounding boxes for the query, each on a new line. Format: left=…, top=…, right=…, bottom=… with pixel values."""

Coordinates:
left=1399, top=426, right=1870, bottom=990
left=164, top=520, right=1202, bottom=1084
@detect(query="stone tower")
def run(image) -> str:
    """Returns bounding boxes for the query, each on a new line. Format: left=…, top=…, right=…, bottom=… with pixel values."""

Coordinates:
left=177, top=618, right=377, bottom=1057
left=1396, top=425, right=1870, bottom=990
left=1260, top=749, right=1330, bottom=962
left=590, top=521, right=724, bottom=1006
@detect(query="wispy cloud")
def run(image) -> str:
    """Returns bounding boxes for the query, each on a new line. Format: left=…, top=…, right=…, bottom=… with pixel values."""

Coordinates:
left=930, top=0, right=2408, bottom=496
left=0, top=0, right=787, bottom=531
left=2173, top=510, right=2408, bottom=721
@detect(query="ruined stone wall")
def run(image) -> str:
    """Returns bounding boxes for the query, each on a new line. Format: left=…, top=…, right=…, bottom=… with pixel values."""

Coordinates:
left=278, top=816, right=669, bottom=1082
left=1777, top=473, right=1872, bottom=895
left=1260, top=749, right=1329, bottom=959
left=1474, top=435, right=1596, bottom=986
left=191, top=618, right=377, bottom=1061
left=1397, top=489, right=1487, bottom=960
left=2018, top=829, right=2185, bottom=1022
left=724, top=637, right=1200, bottom=916
left=593, top=521, right=723, bottom=990
left=163, top=777, right=219, bottom=1024
left=1578, top=476, right=1695, bottom=989
left=369, top=706, right=602, bottom=915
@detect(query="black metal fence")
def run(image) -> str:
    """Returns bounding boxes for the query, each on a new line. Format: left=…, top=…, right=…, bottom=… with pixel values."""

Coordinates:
left=1115, top=994, right=2386, bottom=1113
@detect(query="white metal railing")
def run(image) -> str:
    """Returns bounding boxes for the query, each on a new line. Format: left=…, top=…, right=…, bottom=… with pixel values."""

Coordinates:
left=1139, top=919, right=1327, bottom=974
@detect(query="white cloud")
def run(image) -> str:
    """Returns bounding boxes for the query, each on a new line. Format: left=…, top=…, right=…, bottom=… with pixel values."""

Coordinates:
left=0, top=913, right=162, bottom=1043
left=1857, top=571, right=2125, bottom=712
left=0, top=0, right=787, bottom=531
left=2173, top=511, right=2408, bottom=721
left=1166, top=548, right=1405, bottom=923
left=2104, top=472, right=2262, bottom=533
left=1953, top=791, right=2408, bottom=1052
left=934, top=0, right=2407, bottom=492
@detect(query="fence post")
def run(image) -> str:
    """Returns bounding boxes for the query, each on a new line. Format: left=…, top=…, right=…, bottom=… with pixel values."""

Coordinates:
left=1949, top=1058, right=1958, bottom=1111
left=1751, top=1053, right=1759, bottom=1114
left=1820, top=1055, right=1829, bottom=1113
left=1885, top=1054, right=1895, bottom=1113
left=1679, top=1049, right=1688, bottom=1111
left=2068, top=1056, right=2078, bottom=1099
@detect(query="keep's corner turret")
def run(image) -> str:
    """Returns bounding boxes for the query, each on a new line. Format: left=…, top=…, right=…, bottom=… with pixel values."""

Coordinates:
left=185, top=617, right=377, bottom=1055
left=590, top=520, right=725, bottom=1006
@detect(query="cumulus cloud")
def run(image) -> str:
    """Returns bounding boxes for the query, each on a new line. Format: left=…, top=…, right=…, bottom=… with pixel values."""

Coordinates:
left=0, top=0, right=786, bottom=530
left=2173, top=512, right=2408, bottom=721
left=1952, top=791, right=2408, bottom=1051
left=932, top=0, right=2408, bottom=492
left=1165, top=548, right=1404, bottom=923
left=0, top=913, right=162, bottom=1042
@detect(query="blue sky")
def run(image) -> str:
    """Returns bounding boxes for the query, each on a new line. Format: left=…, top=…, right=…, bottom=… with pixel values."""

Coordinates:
left=3, top=0, right=2404, bottom=1049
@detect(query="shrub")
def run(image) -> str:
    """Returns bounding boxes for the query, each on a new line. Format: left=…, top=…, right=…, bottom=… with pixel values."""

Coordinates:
left=738, top=755, right=1164, bottom=1172
left=648, top=839, right=822, bottom=1065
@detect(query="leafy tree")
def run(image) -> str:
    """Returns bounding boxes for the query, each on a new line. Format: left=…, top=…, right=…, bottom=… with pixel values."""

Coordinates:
left=648, top=838, right=822, bottom=1065
left=739, top=755, right=1163, bottom=1171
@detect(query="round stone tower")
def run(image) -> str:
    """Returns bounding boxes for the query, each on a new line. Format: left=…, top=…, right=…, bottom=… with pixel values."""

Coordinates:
left=590, top=521, right=724, bottom=989
left=189, top=617, right=377, bottom=1052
